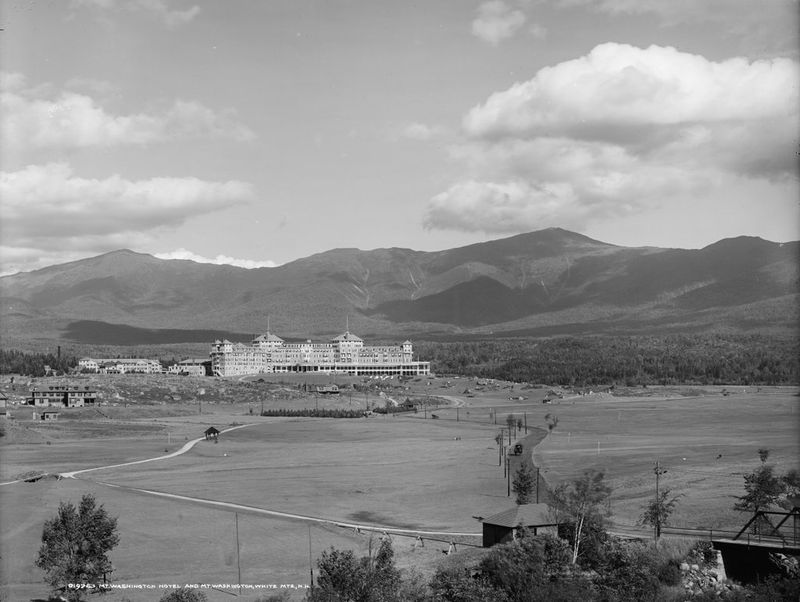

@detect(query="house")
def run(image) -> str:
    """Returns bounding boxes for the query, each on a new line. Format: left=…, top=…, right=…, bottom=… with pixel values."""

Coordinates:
left=204, top=426, right=220, bottom=440
left=481, top=503, right=561, bottom=547
left=167, top=359, right=209, bottom=376
left=27, top=386, right=98, bottom=408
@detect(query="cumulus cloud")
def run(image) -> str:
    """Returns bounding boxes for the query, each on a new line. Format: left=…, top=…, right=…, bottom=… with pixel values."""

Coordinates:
left=154, top=249, right=277, bottom=269
left=465, top=44, right=796, bottom=137
left=72, top=0, right=200, bottom=28
left=0, top=163, right=255, bottom=273
left=425, top=43, right=799, bottom=234
left=1, top=73, right=255, bottom=153
left=472, top=1, right=527, bottom=45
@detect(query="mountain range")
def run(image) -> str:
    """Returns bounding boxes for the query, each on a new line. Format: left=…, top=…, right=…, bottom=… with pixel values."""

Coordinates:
left=1, top=228, right=797, bottom=347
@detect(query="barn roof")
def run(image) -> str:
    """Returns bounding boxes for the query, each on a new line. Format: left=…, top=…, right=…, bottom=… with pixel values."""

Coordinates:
left=482, top=504, right=556, bottom=528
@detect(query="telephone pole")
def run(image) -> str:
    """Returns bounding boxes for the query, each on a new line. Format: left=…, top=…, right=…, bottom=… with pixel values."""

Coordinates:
left=654, top=460, right=668, bottom=539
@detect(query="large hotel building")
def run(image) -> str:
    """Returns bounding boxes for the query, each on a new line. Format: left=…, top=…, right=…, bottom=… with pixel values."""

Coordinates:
left=210, top=331, right=431, bottom=377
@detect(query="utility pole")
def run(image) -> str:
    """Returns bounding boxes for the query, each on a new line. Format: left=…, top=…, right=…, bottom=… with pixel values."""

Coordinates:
left=507, top=456, right=511, bottom=497
left=524, top=412, right=527, bottom=434
left=235, top=512, right=242, bottom=595
left=536, top=466, right=540, bottom=503
left=308, top=524, right=314, bottom=588
left=654, top=460, right=668, bottom=539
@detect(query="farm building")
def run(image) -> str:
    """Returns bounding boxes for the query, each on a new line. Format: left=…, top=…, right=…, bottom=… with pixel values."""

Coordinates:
left=481, top=503, right=561, bottom=547
left=204, top=426, right=220, bottom=440
left=27, top=386, right=98, bottom=408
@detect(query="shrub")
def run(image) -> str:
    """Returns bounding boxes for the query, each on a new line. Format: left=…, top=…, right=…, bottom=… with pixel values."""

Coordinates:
left=159, top=588, right=207, bottom=602
left=657, top=559, right=682, bottom=586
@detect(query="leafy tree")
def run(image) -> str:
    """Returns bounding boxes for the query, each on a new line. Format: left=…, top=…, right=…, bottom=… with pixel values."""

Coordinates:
left=734, top=449, right=786, bottom=534
left=428, top=564, right=506, bottom=602
left=544, top=413, right=558, bottom=432
left=308, top=538, right=401, bottom=602
left=159, top=588, right=208, bottom=602
left=639, top=488, right=682, bottom=539
left=506, top=413, right=517, bottom=437
left=512, top=461, right=536, bottom=505
left=548, top=470, right=612, bottom=564
left=36, top=494, right=119, bottom=602
left=594, top=539, right=661, bottom=602
left=780, top=467, right=800, bottom=508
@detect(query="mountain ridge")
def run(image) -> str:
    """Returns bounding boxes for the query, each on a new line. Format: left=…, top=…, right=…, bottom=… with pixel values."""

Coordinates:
left=1, top=229, right=797, bottom=345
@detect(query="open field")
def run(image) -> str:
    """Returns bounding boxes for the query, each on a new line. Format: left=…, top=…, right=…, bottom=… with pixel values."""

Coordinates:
left=1, top=375, right=797, bottom=601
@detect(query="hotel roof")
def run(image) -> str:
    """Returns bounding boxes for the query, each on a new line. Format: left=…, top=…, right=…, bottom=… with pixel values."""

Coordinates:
left=333, top=331, right=363, bottom=342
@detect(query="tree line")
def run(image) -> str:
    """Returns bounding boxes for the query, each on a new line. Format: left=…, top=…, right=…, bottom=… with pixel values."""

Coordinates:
left=416, top=333, right=799, bottom=386
left=0, top=349, right=78, bottom=377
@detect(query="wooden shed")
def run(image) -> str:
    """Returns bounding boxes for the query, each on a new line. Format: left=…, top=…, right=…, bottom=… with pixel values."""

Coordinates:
left=481, top=503, right=561, bottom=547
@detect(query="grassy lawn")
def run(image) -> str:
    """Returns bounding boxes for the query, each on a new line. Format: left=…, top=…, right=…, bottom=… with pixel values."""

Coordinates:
left=1, top=378, right=797, bottom=601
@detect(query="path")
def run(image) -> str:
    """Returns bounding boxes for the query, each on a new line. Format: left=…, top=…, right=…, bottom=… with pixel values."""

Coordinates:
left=26, top=420, right=482, bottom=541
left=59, top=424, right=253, bottom=479
left=92, top=480, right=481, bottom=538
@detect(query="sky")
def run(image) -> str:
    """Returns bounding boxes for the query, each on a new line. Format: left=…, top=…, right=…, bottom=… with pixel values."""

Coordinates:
left=1, top=0, right=798, bottom=275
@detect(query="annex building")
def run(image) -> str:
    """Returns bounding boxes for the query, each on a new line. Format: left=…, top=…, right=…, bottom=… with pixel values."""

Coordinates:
left=210, top=331, right=430, bottom=378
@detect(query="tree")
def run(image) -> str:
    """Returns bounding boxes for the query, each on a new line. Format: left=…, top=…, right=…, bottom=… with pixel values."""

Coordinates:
left=309, top=537, right=401, bottom=602
left=639, top=488, right=682, bottom=540
left=734, top=449, right=786, bottom=534
left=36, top=494, right=119, bottom=601
left=506, top=414, right=517, bottom=438
left=512, top=461, right=536, bottom=505
left=548, top=470, right=612, bottom=564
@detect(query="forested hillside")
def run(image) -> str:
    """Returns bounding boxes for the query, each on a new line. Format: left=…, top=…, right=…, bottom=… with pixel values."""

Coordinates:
left=417, top=334, right=799, bottom=386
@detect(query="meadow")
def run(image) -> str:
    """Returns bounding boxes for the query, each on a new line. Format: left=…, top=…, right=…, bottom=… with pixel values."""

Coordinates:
left=0, top=376, right=797, bottom=601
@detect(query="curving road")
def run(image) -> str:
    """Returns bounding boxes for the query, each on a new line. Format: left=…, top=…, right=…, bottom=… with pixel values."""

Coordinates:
left=46, top=420, right=482, bottom=540
left=59, top=423, right=254, bottom=479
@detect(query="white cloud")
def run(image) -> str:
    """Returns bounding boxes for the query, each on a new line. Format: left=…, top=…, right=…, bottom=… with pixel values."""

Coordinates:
left=0, top=163, right=256, bottom=274
left=472, top=1, right=527, bottom=45
left=154, top=249, right=277, bottom=269
left=72, top=0, right=200, bottom=28
left=465, top=44, right=796, bottom=138
left=426, top=43, right=799, bottom=234
left=1, top=74, right=255, bottom=153
left=399, top=122, right=443, bottom=141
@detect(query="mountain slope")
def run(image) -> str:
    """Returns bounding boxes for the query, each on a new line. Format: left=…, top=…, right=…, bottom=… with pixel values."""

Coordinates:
left=1, top=229, right=797, bottom=344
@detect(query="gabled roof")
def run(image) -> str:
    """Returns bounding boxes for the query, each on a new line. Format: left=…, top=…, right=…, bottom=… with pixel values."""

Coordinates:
left=253, top=332, right=284, bottom=343
left=333, top=331, right=363, bottom=342
left=482, top=504, right=556, bottom=528
left=205, top=426, right=220, bottom=434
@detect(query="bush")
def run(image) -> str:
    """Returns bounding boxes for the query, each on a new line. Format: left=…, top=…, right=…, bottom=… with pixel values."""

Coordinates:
left=657, top=559, right=682, bottom=586
left=159, top=588, right=207, bottom=602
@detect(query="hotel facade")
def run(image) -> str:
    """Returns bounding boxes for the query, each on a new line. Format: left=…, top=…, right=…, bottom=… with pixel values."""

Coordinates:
left=210, top=331, right=431, bottom=377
